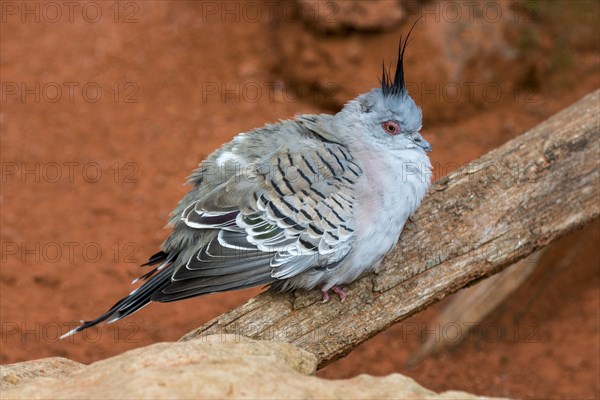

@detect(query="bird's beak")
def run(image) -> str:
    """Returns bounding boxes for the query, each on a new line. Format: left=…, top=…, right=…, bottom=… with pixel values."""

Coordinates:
left=412, top=132, right=432, bottom=153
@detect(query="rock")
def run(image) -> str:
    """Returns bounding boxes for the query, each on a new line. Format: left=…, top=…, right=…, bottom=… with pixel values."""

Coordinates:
left=3, top=335, right=503, bottom=399
left=0, top=357, right=84, bottom=390
left=298, top=0, right=404, bottom=33
left=273, top=1, right=525, bottom=124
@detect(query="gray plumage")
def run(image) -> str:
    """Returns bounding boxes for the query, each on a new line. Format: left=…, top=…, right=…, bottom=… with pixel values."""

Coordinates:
left=63, top=28, right=432, bottom=338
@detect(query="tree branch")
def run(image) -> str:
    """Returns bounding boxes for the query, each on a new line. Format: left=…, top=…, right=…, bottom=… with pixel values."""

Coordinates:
left=180, top=90, right=600, bottom=369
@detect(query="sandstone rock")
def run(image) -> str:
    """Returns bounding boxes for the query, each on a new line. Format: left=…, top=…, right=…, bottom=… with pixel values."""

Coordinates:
left=3, top=335, right=503, bottom=399
left=0, top=357, right=84, bottom=390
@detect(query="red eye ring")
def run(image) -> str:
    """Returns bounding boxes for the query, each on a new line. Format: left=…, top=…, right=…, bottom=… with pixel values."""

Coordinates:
left=382, top=121, right=400, bottom=135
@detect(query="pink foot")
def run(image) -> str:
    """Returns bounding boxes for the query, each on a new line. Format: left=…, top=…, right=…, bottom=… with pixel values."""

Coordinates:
left=321, top=285, right=347, bottom=303
left=332, top=285, right=347, bottom=302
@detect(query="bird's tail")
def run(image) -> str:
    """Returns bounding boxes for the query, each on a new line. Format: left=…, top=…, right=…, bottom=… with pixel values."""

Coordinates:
left=60, top=251, right=177, bottom=339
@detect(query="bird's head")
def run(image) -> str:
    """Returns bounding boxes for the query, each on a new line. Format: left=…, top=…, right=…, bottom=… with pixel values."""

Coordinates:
left=334, top=25, right=431, bottom=154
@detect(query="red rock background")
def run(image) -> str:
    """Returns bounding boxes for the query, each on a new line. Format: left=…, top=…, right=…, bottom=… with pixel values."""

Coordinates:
left=1, top=1, right=598, bottom=398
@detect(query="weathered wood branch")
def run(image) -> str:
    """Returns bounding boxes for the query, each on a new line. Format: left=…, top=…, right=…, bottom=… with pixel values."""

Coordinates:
left=181, top=90, right=600, bottom=369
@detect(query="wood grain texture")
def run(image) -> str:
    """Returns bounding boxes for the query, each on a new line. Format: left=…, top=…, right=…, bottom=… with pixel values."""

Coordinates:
left=180, top=90, right=600, bottom=369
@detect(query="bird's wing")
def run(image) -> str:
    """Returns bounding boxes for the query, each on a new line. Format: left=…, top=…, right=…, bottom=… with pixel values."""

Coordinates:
left=62, top=127, right=363, bottom=336
left=151, top=141, right=362, bottom=301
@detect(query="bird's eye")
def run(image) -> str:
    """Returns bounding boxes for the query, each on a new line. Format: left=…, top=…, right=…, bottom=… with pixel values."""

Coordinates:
left=382, top=121, right=400, bottom=135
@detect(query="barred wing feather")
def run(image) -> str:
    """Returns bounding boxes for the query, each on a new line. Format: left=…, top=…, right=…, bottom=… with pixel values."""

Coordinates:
left=155, top=142, right=362, bottom=300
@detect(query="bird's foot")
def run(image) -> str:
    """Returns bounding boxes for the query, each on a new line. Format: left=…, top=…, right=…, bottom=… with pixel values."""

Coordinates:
left=321, top=285, right=347, bottom=303
left=332, top=285, right=347, bottom=301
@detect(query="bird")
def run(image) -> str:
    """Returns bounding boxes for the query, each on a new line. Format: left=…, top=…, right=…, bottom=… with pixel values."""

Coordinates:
left=62, top=28, right=432, bottom=338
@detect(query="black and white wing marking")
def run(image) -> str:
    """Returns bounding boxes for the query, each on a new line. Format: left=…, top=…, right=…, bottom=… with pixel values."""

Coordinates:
left=152, top=143, right=362, bottom=301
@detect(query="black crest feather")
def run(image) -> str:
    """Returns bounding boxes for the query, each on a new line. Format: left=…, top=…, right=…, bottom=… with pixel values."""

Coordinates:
left=381, top=19, right=420, bottom=97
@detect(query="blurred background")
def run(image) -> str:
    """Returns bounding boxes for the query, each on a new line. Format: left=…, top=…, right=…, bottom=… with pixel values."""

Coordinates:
left=1, top=0, right=598, bottom=398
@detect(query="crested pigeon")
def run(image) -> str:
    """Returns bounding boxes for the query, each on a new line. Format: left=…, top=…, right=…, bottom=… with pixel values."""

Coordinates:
left=63, top=30, right=432, bottom=338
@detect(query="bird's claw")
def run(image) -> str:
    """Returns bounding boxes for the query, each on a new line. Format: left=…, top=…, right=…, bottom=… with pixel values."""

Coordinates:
left=321, top=285, right=347, bottom=303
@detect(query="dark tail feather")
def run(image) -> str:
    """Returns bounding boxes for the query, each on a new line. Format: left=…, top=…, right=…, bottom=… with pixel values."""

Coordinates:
left=133, top=251, right=172, bottom=283
left=142, top=250, right=169, bottom=266
left=61, top=251, right=176, bottom=339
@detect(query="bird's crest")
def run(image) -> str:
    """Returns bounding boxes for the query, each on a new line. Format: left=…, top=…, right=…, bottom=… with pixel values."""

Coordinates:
left=381, top=19, right=420, bottom=97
